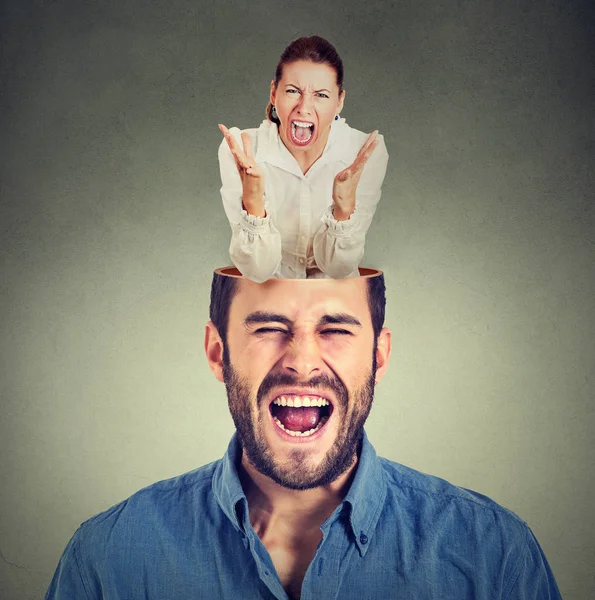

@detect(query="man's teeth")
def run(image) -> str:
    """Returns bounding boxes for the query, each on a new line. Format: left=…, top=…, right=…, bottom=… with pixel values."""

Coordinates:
left=273, top=416, right=328, bottom=437
left=272, top=396, right=330, bottom=407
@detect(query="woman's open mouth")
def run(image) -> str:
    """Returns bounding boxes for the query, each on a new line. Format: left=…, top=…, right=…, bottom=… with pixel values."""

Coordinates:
left=269, top=394, right=333, bottom=438
left=290, top=120, right=315, bottom=146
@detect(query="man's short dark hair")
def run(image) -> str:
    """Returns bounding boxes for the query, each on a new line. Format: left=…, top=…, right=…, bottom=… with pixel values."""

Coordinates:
left=209, top=272, right=386, bottom=348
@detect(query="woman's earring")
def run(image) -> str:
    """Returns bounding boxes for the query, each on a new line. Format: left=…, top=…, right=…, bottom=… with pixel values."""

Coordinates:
left=271, top=106, right=278, bottom=120
left=335, top=114, right=339, bottom=121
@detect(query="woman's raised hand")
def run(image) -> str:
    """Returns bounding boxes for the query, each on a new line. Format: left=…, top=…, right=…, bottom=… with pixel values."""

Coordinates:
left=332, top=130, right=379, bottom=221
left=219, top=124, right=266, bottom=218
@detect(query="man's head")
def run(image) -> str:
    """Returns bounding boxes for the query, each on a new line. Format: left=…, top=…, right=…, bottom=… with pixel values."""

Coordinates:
left=205, top=270, right=391, bottom=490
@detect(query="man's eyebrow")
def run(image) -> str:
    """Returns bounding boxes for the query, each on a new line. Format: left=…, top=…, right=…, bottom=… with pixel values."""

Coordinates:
left=318, top=314, right=362, bottom=327
left=244, top=312, right=292, bottom=327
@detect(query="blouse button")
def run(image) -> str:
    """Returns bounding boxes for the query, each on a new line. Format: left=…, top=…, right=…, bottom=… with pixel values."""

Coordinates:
left=300, top=258, right=305, bottom=264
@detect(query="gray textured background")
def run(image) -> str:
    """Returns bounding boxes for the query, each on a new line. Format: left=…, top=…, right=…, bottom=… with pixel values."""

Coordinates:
left=1, top=1, right=594, bottom=598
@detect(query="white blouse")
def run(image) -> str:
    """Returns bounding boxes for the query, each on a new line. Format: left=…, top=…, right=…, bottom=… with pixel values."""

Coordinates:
left=218, top=118, right=388, bottom=282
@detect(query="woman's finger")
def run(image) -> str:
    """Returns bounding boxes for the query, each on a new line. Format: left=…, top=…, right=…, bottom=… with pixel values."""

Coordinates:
left=219, top=124, right=235, bottom=148
left=358, top=130, right=378, bottom=157
left=241, top=133, right=255, bottom=161
left=220, top=125, right=261, bottom=176
left=220, top=125, right=241, bottom=154
left=229, top=141, right=252, bottom=171
left=335, top=167, right=352, bottom=183
left=220, top=124, right=248, bottom=164
left=351, top=138, right=379, bottom=173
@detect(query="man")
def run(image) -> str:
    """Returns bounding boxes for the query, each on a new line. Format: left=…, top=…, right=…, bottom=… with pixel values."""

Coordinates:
left=45, top=268, right=562, bottom=599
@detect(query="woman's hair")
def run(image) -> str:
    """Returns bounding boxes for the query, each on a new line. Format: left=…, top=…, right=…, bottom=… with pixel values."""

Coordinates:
left=266, top=35, right=344, bottom=125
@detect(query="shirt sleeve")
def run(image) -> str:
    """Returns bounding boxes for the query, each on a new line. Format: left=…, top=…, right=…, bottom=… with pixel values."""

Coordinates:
left=218, top=130, right=282, bottom=283
left=503, top=526, right=563, bottom=600
left=312, top=133, right=389, bottom=278
left=44, top=532, right=95, bottom=600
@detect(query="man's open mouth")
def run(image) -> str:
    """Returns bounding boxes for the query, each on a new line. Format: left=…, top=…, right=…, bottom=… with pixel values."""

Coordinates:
left=269, top=394, right=333, bottom=437
left=290, top=120, right=315, bottom=145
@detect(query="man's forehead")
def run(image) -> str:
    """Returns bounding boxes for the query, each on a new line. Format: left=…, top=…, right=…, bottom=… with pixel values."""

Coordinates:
left=229, top=278, right=371, bottom=325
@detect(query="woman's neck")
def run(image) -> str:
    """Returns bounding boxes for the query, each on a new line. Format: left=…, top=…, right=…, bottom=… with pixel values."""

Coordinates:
left=278, top=123, right=333, bottom=175
left=294, top=146, right=324, bottom=175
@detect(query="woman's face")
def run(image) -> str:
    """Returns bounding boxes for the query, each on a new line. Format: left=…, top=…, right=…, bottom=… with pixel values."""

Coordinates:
left=270, top=60, right=345, bottom=158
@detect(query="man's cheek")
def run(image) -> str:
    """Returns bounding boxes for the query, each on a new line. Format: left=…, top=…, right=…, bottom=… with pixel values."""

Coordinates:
left=320, top=342, right=363, bottom=368
left=233, top=347, right=278, bottom=375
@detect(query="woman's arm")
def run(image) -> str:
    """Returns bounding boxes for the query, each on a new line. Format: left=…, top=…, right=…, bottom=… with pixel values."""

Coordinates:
left=313, top=133, right=389, bottom=278
left=218, top=128, right=282, bottom=283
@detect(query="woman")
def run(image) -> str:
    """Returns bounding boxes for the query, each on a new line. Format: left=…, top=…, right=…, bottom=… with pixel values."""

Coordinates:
left=218, top=35, right=388, bottom=282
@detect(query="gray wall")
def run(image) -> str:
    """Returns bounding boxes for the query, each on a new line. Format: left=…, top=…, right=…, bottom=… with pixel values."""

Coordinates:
left=1, top=1, right=593, bottom=598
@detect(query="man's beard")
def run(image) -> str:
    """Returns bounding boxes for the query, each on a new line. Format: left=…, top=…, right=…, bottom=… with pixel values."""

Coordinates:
left=222, top=357, right=376, bottom=491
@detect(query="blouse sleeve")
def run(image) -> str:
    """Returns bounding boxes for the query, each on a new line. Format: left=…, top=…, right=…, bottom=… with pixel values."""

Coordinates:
left=312, top=134, right=389, bottom=278
left=218, top=129, right=282, bottom=283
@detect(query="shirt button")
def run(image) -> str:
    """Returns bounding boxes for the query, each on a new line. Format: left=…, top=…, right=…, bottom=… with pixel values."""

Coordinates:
left=360, top=533, right=368, bottom=545
left=300, top=258, right=305, bottom=264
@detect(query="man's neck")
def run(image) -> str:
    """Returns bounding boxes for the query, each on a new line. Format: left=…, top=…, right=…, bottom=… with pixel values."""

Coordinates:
left=238, top=455, right=358, bottom=599
left=239, top=454, right=357, bottom=533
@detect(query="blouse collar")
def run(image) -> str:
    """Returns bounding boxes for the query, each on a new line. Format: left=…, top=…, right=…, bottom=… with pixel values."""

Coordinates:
left=255, top=118, right=354, bottom=176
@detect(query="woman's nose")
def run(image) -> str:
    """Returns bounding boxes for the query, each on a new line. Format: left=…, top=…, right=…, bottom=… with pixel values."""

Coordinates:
left=297, top=93, right=313, bottom=114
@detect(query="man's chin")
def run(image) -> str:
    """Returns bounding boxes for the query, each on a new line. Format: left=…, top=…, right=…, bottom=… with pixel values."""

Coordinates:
left=224, top=361, right=375, bottom=491
left=243, top=431, right=360, bottom=491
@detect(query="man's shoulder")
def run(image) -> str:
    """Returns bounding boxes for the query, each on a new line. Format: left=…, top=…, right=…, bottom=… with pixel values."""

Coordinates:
left=74, top=459, right=221, bottom=544
left=378, top=455, right=526, bottom=531
left=369, top=455, right=563, bottom=599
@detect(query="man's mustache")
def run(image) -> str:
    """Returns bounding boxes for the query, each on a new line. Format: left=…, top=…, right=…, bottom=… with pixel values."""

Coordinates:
left=256, top=371, right=348, bottom=409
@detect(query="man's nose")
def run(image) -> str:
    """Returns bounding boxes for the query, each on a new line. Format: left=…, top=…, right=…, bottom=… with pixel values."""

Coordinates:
left=281, top=333, right=323, bottom=378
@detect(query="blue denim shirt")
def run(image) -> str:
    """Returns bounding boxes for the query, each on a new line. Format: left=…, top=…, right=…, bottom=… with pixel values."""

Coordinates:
left=45, top=432, right=561, bottom=599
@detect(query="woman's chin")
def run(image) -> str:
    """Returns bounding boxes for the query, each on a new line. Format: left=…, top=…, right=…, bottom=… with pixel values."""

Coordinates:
left=283, top=131, right=324, bottom=155
left=280, top=129, right=313, bottom=151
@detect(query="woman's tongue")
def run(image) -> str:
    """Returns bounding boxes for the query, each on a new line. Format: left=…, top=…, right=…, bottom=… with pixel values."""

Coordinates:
left=295, top=125, right=310, bottom=141
left=275, top=406, right=320, bottom=433
left=292, top=123, right=312, bottom=144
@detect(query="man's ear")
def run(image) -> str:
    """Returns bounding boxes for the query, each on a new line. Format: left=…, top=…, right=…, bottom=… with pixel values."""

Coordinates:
left=374, top=328, right=392, bottom=385
left=204, top=321, right=225, bottom=383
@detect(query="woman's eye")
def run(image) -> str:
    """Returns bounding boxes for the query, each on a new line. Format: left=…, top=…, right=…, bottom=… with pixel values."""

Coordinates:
left=287, top=88, right=299, bottom=94
left=316, top=92, right=329, bottom=99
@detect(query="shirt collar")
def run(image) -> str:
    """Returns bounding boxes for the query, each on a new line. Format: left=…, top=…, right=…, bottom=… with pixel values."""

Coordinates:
left=254, top=118, right=355, bottom=175
left=340, top=430, right=388, bottom=556
left=211, top=434, right=249, bottom=533
left=212, top=430, right=387, bottom=556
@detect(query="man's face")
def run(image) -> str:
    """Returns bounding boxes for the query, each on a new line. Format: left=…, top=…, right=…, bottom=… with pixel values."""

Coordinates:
left=206, top=277, right=390, bottom=490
